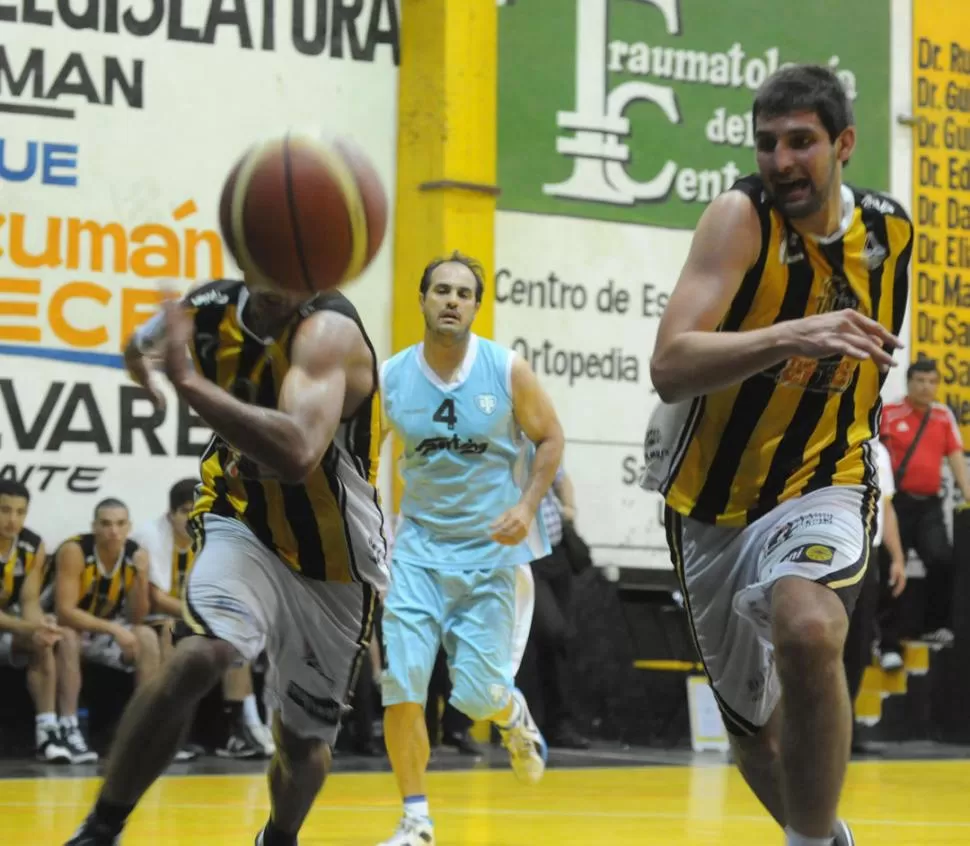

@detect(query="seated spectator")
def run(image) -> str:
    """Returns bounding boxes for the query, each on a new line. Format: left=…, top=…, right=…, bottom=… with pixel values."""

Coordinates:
left=0, top=480, right=71, bottom=763
left=880, top=358, right=970, bottom=649
left=134, top=479, right=273, bottom=760
left=54, top=498, right=160, bottom=763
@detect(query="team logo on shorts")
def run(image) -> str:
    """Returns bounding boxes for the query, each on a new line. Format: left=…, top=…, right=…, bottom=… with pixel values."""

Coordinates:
left=476, top=393, right=497, bottom=415
left=785, top=543, right=837, bottom=564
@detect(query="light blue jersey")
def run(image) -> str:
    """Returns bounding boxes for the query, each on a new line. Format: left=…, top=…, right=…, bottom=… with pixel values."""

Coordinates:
left=381, top=334, right=550, bottom=570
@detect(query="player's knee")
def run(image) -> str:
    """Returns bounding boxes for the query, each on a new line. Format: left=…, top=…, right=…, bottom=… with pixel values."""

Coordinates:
left=381, top=660, right=431, bottom=706
left=168, top=636, right=236, bottom=694
left=451, top=679, right=508, bottom=722
left=133, top=625, right=160, bottom=662
left=274, top=717, right=330, bottom=774
left=774, top=606, right=846, bottom=674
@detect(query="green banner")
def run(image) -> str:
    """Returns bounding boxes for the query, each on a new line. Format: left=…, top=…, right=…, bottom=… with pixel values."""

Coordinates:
left=498, top=0, right=891, bottom=230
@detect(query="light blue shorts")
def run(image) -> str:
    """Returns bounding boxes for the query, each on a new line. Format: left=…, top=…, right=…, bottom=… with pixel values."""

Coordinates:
left=380, top=558, right=517, bottom=721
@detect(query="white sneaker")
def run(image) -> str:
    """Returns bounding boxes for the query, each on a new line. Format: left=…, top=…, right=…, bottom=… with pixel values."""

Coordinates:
left=833, top=818, right=855, bottom=845
left=880, top=651, right=904, bottom=672
left=61, top=726, right=99, bottom=764
left=497, top=688, right=547, bottom=785
left=377, top=815, right=435, bottom=845
left=249, top=721, right=276, bottom=757
left=36, top=726, right=71, bottom=763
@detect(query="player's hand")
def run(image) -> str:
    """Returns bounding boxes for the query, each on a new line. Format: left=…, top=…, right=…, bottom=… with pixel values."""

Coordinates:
left=490, top=503, right=534, bottom=546
left=159, top=292, right=194, bottom=388
left=30, top=620, right=62, bottom=649
left=124, top=343, right=167, bottom=413
left=561, top=505, right=577, bottom=523
left=113, top=627, right=139, bottom=662
left=786, top=309, right=903, bottom=372
left=889, top=556, right=908, bottom=598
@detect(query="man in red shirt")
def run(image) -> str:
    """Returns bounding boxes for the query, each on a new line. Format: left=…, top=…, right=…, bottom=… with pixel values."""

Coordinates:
left=880, top=358, right=970, bottom=659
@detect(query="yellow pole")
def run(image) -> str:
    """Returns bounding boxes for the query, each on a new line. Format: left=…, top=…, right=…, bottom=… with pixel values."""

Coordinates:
left=390, top=0, right=499, bottom=514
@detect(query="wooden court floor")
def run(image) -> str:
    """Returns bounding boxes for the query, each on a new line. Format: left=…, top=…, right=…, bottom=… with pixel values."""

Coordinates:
left=3, top=759, right=969, bottom=844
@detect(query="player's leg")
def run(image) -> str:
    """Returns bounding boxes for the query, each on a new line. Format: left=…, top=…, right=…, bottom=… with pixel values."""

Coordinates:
left=219, top=663, right=273, bottom=759
left=0, top=630, right=70, bottom=762
left=666, top=507, right=786, bottom=816
left=64, top=516, right=276, bottom=846
left=727, top=706, right=786, bottom=825
left=510, top=563, right=535, bottom=677
left=54, top=626, right=92, bottom=761
left=772, top=575, right=852, bottom=840
left=260, top=714, right=332, bottom=846
left=379, top=560, right=444, bottom=845
left=130, top=624, right=161, bottom=686
left=256, top=578, right=375, bottom=844
left=729, top=486, right=871, bottom=845
left=25, top=627, right=73, bottom=762
left=446, top=566, right=546, bottom=784
left=914, top=498, right=954, bottom=642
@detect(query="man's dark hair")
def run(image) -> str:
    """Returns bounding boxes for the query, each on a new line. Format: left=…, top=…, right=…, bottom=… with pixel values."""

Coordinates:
left=907, top=357, right=939, bottom=380
left=0, top=480, right=30, bottom=502
left=753, top=64, right=855, bottom=145
left=419, top=251, right=485, bottom=303
left=94, top=497, right=128, bottom=521
left=169, top=478, right=198, bottom=513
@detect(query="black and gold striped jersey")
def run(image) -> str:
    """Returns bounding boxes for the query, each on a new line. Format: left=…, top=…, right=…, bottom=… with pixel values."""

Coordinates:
left=664, top=176, right=913, bottom=527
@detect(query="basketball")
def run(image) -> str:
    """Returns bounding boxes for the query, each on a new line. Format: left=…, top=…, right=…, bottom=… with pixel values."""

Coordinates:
left=218, top=133, right=387, bottom=295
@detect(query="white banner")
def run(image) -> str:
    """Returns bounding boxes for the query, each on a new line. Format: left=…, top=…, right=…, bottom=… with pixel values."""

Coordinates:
left=0, top=0, right=399, bottom=547
left=494, top=211, right=692, bottom=570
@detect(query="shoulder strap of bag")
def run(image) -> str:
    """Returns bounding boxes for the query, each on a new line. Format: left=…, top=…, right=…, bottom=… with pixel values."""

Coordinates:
left=894, top=409, right=932, bottom=489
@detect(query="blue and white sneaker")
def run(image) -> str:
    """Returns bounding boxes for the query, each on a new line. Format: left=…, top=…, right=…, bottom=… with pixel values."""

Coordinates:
left=497, top=688, right=547, bottom=785
left=376, top=815, right=435, bottom=845
left=833, top=819, right=855, bottom=846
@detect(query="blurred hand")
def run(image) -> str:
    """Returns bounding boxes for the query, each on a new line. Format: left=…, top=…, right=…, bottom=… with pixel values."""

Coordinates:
left=113, top=627, right=139, bottom=662
left=30, top=619, right=62, bottom=649
left=490, top=503, right=534, bottom=546
left=888, top=556, right=907, bottom=598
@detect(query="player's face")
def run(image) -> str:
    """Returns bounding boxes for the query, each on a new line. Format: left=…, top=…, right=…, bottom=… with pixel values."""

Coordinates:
left=92, top=506, right=130, bottom=551
left=421, top=263, right=481, bottom=339
left=755, top=110, right=854, bottom=220
left=908, top=370, right=940, bottom=407
left=245, top=278, right=307, bottom=330
left=0, top=495, right=28, bottom=541
left=168, top=503, right=192, bottom=539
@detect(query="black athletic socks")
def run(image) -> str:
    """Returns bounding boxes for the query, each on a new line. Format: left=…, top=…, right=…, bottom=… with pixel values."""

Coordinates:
left=260, top=818, right=298, bottom=846
left=93, top=798, right=135, bottom=834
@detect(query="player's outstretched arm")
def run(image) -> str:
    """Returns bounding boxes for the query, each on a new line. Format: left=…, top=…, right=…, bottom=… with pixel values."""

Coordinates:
left=162, top=303, right=368, bottom=485
left=649, top=191, right=794, bottom=403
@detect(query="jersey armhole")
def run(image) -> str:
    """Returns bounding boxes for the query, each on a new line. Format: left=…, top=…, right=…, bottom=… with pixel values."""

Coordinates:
left=505, top=348, right=517, bottom=400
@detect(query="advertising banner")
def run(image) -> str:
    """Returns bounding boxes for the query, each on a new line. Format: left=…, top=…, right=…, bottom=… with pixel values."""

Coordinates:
left=496, top=0, right=892, bottom=568
left=0, top=1, right=400, bottom=546
left=910, top=1, right=970, bottom=446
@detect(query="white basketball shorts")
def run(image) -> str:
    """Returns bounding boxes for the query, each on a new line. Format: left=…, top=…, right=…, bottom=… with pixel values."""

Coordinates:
left=184, top=515, right=376, bottom=745
left=666, top=485, right=874, bottom=736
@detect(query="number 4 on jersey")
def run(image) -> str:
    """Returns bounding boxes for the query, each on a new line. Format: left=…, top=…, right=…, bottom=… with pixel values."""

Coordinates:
left=433, top=398, right=458, bottom=430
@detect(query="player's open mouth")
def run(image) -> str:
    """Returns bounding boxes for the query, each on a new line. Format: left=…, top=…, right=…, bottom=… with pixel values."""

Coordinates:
left=440, top=313, right=459, bottom=322
left=775, top=179, right=811, bottom=201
